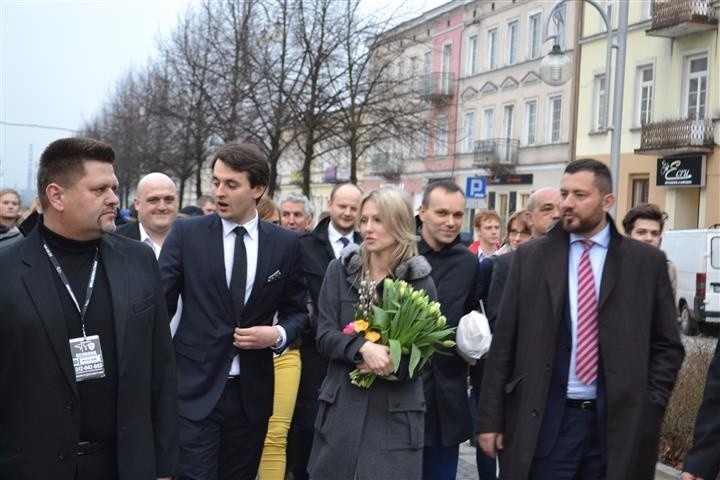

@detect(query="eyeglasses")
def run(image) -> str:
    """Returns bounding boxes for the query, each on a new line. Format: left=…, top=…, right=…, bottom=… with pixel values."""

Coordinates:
left=508, top=229, right=530, bottom=238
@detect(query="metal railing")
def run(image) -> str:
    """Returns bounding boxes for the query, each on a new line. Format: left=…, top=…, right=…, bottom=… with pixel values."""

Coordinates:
left=638, top=118, right=715, bottom=151
left=473, top=138, right=519, bottom=165
left=651, top=0, right=717, bottom=30
left=419, top=72, right=455, bottom=99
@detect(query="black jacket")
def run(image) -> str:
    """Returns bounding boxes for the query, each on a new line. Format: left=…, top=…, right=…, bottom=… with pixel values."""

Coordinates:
left=298, top=216, right=361, bottom=347
left=418, top=234, right=482, bottom=446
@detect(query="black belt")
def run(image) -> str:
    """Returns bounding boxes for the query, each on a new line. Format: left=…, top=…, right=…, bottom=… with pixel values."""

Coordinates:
left=566, top=399, right=596, bottom=411
left=77, top=440, right=112, bottom=456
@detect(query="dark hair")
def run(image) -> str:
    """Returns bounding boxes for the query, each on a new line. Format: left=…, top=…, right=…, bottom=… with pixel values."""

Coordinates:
left=329, top=181, right=362, bottom=201
left=564, top=158, right=612, bottom=195
left=37, top=137, right=115, bottom=209
left=180, top=205, right=204, bottom=217
left=421, top=180, right=464, bottom=207
left=621, top=203, right=667, bottom=235
left=211, top=142, right=269, bottom=188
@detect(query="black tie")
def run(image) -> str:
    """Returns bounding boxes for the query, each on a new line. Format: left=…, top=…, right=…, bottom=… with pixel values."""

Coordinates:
left=230, top=226, right=247, bottom=324
left=339, top=237, right=350, bottom=258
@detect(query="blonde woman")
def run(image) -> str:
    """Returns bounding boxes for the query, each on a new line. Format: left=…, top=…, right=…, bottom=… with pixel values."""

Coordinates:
left=0, top=188, right=22, bottom=248
left=308, top=187, right=437, bottom=480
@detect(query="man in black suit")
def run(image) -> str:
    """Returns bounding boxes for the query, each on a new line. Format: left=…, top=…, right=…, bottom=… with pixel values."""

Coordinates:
left=0, top=137, right=178, bottom=480
left=682, top=336, right=720, bottom=480
left=159, top=142, right=307, bottom=480
left=288, top=181, right=362, bottom=480
left=115, top=172, right=178, bottom=258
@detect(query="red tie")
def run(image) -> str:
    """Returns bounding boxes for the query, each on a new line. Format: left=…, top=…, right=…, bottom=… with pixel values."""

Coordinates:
left=576, top=240, right=598, bottom=385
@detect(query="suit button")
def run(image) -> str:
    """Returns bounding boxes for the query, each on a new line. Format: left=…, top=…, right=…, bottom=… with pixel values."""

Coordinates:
left=65, top=401, right=74, bottom=411
left=530, top=409, right=539, bottom=417
left=58, top=453, right=67, bottom=461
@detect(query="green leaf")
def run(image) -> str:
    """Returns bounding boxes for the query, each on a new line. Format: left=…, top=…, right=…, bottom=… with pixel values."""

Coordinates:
left=389, top=339, right=402, bottom=373
left=408, top=343, right=421, bottom=378
left=372, top=305, right=389, bottom=330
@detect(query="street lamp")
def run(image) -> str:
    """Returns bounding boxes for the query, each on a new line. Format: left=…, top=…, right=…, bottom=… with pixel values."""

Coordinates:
left=539, top=0, right=629, bottom=217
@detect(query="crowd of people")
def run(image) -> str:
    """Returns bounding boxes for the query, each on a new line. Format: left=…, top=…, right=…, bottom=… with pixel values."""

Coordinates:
left=0, top=137, right=719, bottom=480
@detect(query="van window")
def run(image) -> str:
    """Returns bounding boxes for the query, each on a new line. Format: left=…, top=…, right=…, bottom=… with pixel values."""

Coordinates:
left=712, top=237, right=720, bottom=269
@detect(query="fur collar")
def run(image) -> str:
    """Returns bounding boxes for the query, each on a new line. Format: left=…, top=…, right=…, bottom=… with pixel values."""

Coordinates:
left=341, top=243, right=431, bottom=281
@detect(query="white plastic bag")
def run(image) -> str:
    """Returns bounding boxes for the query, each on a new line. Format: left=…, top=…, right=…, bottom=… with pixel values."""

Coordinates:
left=456, top=307, right=492, bottom=365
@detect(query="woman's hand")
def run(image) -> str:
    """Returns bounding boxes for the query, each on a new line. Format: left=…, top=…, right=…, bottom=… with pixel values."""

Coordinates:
left=358, top=342, right=393, bottom=376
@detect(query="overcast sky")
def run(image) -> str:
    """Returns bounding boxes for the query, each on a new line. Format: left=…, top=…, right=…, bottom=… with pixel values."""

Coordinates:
left=0, top=0, right=446, bottom=199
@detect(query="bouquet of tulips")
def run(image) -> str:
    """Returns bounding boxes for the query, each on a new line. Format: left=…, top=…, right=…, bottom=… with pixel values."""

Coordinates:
left=342, top=277, right=456, bottom=388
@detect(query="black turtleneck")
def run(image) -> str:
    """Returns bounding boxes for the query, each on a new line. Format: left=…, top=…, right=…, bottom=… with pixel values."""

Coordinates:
left=40, top=222, right=118, bottom=442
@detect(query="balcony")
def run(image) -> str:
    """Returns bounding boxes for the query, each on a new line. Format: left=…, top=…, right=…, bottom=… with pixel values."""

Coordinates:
left=635, top=118, right=715, bottom=156
left=646, top=0, right=718, bottom=38
left=366, top=152, right=403, bottom=180
left=419, top=72, right=454, bottom=103
left=474, top=138, right=519, bottom=173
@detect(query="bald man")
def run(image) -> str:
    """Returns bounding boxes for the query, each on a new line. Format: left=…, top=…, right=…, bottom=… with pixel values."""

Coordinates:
left=525, top=187, right=562, bottom=238
left=116, top=173, right=178, bottom=258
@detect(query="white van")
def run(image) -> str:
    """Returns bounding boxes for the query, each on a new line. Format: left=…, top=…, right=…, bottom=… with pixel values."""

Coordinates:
left=661, top=228, right=720, bottom=335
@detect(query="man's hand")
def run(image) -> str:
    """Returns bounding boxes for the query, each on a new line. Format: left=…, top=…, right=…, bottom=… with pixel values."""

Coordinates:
left=681, top=473, right=702, bottom=480
left=478, top=432, right=504, bottom=459
left=233, top=326, right=278, bottom=349
left=358, top=342, right=393, bottom=376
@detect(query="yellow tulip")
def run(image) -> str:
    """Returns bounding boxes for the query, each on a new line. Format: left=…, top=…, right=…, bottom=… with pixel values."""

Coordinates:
left=354, top=319, right=369, bottom=332
left=365, top=330, right=381, bottom=343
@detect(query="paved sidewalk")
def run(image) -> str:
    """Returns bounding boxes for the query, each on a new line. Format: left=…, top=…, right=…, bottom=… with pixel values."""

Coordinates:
left=455, top=441, right=681, bottom=479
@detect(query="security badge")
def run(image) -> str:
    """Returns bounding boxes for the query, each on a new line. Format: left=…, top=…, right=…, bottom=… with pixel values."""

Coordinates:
left=69, top=335, right=106, bottom=381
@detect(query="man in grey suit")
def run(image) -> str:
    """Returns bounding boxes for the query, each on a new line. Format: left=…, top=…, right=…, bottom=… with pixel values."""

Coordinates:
left=477, top=159, right=684, bottom=479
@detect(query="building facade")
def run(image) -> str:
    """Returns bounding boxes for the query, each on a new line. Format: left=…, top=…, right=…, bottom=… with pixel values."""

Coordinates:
left=575, top=0, right=719, bottom=228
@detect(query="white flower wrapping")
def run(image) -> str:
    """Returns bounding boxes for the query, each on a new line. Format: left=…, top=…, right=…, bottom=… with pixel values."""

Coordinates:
left=456, top=309, right=492, bottom=365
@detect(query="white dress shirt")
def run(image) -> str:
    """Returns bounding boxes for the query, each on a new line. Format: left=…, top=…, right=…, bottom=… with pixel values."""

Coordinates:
left=566, top=224, right=610, bottom=400
left=327, top=222, right=354, bottom=259
left=138, top=223, right=162, bottom=259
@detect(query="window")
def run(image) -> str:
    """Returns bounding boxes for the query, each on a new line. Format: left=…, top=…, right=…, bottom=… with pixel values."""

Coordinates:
left=635, top=65, right=654, bottom=126
left=483, top=108, right=494, bottom=140
left=528, top=12, right=542, bottom=59
left=524, top=100, right=537, bottom=145
left=441, top=44, right=452, bottom=94
left=685, top=54, right=708, bottom=120
left=507, top=21, right=519, bottom=65
left=502, top=104, right=515, bottom=139
left=467, top=35, right=478, bottom=75
left=397, top=60, right=405, bottom=93
left=640, top=0, right=652, bottom=20
left=410, top=56, right=418, bottom=91
left=548, top=95, right=562, bottom=143
left=419, top=123, right=428, bottom=156
left=593, top=74, right=606, bottom=131
left=463, top=111, right=475, bottom=153
left=423, top=50, right=432, bottom=75
left=553, top=4, right=567, bottom=49
left=631, top=177, right=649, bottom=206
left=487, top=28, right=498, bottom=69
left=436, top=117, right=448, bottom=155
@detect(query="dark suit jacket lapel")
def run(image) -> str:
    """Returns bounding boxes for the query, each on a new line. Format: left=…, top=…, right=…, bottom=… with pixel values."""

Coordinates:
left=246, top=221, right=273, bottom=309
left=101, top=235, right=129, bottom=367
left=543, top=225, right=570, bottom=323
left=207, top=216, right=234, bottom=323
left=21, top=230, right=79, bottom=398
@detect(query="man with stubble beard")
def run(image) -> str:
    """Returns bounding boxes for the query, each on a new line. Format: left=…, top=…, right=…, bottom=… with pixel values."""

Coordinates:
left=0, top=137, right=178, bottom=480
left=477, top=159, right=684, bottom=479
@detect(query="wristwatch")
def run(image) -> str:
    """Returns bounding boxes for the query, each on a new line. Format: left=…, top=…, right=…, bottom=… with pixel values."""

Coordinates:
left=272, top=326, right=284, bottom=349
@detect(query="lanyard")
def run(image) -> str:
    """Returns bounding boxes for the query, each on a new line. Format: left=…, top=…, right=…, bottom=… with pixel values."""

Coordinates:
left=42, top=242, right=99, bottom=340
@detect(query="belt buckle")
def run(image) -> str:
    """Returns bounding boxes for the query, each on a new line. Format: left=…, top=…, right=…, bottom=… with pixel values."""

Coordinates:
left=580, top=400, right=593, bottom=411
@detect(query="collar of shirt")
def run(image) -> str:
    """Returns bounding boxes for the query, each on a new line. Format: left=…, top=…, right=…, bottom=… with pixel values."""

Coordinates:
left=327, top=221, right=353, bottom=258
left=568, top=223, right=611, bottom=250
left=138, top=222, right=161, bottom=259
left=221, top=213, right=259, bottom=241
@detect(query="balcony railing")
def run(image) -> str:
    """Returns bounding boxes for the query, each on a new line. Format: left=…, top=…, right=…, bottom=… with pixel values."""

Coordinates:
left=474, top=138, right=519, bottom=166
left=647, top=0, right=718, bottom=38
left=635, top=118, right=715, bottom=156
left=367, top=152, right=403, bottom=179
left=419, top=72, right=454, bottom=102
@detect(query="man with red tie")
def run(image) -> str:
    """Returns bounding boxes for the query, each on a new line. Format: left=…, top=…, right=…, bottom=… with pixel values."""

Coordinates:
left=476, top=159, right=684, bottom=479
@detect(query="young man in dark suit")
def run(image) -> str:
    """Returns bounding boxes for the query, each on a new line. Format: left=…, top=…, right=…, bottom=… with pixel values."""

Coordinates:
left=159, top=142, right=307, bottom=480
left=0, top=137, right=179, bottom=480
left=477, top=159, right=684, bottom=479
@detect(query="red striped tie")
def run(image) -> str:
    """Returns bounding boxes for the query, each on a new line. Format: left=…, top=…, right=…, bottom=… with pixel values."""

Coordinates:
left=576, top=240, right=598, bottom=385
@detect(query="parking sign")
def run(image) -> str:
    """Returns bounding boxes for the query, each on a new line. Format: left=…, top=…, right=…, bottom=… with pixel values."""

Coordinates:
left=466, top=176, right=487, bottom=199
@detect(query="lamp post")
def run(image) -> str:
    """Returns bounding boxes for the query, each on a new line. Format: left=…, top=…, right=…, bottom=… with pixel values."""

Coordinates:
left=539, top=0, right=629, bottom=217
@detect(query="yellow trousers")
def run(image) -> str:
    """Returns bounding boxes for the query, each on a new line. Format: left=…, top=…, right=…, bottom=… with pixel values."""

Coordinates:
left=258, top=348, right=302, bottom=480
